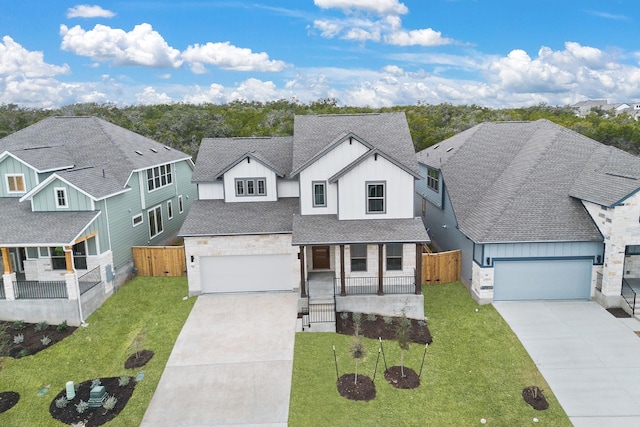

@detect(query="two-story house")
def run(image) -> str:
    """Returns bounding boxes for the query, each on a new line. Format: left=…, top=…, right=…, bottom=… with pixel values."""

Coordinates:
left=0, top=116, right=197, bottom=325
left=416, top=119, right=640, bottom=315
left=180, top=113, right=430, bottom=323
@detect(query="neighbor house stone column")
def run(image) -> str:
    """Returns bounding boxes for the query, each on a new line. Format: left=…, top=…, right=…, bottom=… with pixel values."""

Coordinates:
left=65, top=273, right=79, bottom=300
left=2, top=272, right=16, bottom=301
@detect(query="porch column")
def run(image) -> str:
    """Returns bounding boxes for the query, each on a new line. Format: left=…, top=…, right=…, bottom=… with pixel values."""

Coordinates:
left=415, top=244, right=423, bottom=295
left=339, top=245, right=346, bottom=296
left=64, top=246, right=74, bottom=274
left=378, top=244, right=384, bottom=296
left=1, top=247, right=12, bottom=274
left=299, top=246, right=307, bottom=298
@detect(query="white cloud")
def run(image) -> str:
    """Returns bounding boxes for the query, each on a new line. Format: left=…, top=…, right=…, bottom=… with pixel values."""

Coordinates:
left=182, top=83, right=227, bottom=104
left=182, top=42, right=288, bottom=73
left=382, top=65, right=404, bottom=76
left=229, top=78, right=280, bottom=102
left=314, top=0, right=408, bottom=15
left=67, top=5, right=116, bottom=19
left=385, top=28, right=453, bottom=47
left=136, top=87, right=172, bottom=104
left=0, top=36, right=70, bottom=78
left=59, top=23, right=183, bottom=68
left=313, top=20, right=343, bottom=38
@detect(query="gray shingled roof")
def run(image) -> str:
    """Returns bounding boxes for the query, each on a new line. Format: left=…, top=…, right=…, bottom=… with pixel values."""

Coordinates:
left=291, top=112, right=419, bottom=176
left=179, top=198, right=299, bottom=236
left=0, top=116, right=191, bottom=199
left=415, top=119, right=640, bottom=243
left=192, top=137, right=293, bottom=182
left=0, top=198, right=99, bottom=245
left=292, top=215, right=430, bottom=245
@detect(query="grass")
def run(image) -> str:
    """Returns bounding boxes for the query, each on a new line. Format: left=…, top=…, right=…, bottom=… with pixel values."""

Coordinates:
left=289, top=282, right=572, bottom=426
left=0, top=276, right=196, bottom=426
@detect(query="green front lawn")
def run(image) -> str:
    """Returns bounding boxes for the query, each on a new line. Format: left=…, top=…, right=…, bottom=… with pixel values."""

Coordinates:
left=0, top=276, right=196, bottom=426
left=289, top=282, right=571, bottom=426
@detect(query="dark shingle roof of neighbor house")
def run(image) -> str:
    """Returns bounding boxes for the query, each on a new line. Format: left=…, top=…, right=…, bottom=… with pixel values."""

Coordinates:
left=0, top=198, right=99, bottom=245
left=0, top=116, right=191, bottom=199
left=192, top=137, right=294, bottom=182
left=416, top=119, right=640, bottom=243
left=291, top=112, right=420, bottom=177
left=292, top=215, right=430, bottom=245
left=179, top=198, right=299, bottom=236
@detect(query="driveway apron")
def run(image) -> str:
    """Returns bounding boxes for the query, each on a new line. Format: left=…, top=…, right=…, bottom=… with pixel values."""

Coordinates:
left=494, top=301, right=640, bottom=427
left=141, top=292, right=298, bottom=426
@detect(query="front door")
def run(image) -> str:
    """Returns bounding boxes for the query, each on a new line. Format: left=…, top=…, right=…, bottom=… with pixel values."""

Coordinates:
left=312, top=246, right=330, bottom=270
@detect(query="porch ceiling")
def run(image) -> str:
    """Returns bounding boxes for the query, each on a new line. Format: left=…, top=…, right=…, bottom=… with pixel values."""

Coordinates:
left=292, top=214, right=430, bottom=246
left=0, top=198, right=99, bottom=246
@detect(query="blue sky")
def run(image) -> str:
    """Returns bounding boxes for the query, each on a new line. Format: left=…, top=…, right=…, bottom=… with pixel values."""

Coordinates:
left=1, top=0, right=639, bottom=108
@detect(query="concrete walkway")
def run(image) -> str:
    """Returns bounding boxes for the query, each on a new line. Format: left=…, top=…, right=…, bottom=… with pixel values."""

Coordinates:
left=141, top=292, right=298, bottom=427
left=494, top=301, right=640, bottom=427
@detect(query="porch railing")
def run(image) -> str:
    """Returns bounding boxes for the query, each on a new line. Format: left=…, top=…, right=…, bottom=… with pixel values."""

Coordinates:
left=13, top=280, right=68, bottom=299
left=622, top=278, right=636, bottom=315
left=336, top=276, right=415, bottom=295
left=596, top=271, right=603, bottom=292
left=0, top=284, right=5, bottom=299
left=79, top=266, right=102, bottom=295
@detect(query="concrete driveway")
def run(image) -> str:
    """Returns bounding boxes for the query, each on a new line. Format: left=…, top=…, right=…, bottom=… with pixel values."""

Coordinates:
left=494, top=301, right=640, bottom=427
left=141, top=291, right=298, bottom=427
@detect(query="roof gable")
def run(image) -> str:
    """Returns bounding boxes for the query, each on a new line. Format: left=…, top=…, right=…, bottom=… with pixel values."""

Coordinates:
left=328, top=148, right=421, bottom=183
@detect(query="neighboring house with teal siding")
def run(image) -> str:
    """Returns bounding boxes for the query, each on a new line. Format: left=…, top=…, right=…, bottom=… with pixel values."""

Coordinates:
left=0, top=116, right=196, bottom=325
left=416, top=119, right=640, bottom=316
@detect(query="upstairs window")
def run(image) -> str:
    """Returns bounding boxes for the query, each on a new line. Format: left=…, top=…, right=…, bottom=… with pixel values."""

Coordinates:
left=386, top=243, right=403, bottom=271
left=147, top=164, right=173, bottom=192
left=313, top=181, right=326, bottom=207
left=6, top=174, right=25, bottom=193
left=366, top=182, right=385, bottom=213
left=235, top=178, right=266, bottom=197
left=55, top=187, right=68, bottom=208
left=427, top=167, right=439, bottom=192
left=350, top=244, right=367, bottom=272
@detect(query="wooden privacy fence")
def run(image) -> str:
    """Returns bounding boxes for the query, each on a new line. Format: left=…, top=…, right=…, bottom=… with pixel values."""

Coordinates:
left=422, top=248, right=461, bottom=285
left=132, top=246, right=186, bottom=277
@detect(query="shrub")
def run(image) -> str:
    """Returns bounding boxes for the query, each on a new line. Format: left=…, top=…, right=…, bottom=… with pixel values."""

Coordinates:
left=118, top=376, right=130, bottom=387
left=366, top=313, right=377, bottom=322
left=90, top=378, right=102, bottom=388
left=17, top=349, right=29, bottom=358
left=383, top=316, right=393, bottom=325
left=34, top=321, right=48, bottom=332
left=12, top=320, right=25, bottom=331
left=75, top=400, right=89, bottom=414
left=40, top=336, right=51, bottom=346
left=56, top=321, right=68, bottom=333
left=103, top=395, right=118, bottom=411
left=340, top=312, right=349, bottom=321
left=418, top=319, right=426, bottom=327
left=55, top=396, right=69, bottom=408
left=13, top=333, right=24, bottom=344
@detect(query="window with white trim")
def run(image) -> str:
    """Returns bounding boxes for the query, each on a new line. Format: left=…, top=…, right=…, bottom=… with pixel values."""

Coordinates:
left=350, top=244, right=367, bottom=272
left=366, top=182, right=385, bottom=213
left=427, top=167, right=439, bottom=192
left=167, top=200, right=173, bottom=219
left=178, top=195, right=184, bottom=213
left=146, top=164, right=173, bottom=192
left=6, top=174, right=25, bottom=193
left=55, top=187, right=68, bottom=208
left=235, top=178, right=266, bottom=197
left=148, top=205, right=164, bottom=238
left=313, top=181, right=326, bottom=207
left=132, top=213, right=143, bottom=227
left=386, top=243, right=403, bottom=271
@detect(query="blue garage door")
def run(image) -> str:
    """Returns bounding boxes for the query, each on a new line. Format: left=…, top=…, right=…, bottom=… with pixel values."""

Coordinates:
left=493, top=259, right=592, bottom=301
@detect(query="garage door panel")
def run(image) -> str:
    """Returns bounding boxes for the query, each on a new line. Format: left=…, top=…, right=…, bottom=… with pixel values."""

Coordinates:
left=493, top=259, right=592, bottom=301
left=201, top=255, right=292, bottom=293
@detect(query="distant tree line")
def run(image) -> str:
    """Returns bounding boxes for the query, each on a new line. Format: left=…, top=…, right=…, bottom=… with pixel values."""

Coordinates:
left=1, top=99, right=640, bottom=159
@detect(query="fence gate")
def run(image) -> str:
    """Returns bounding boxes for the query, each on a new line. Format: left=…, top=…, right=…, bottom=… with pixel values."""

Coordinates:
left=132, top=246, right=186, bottom=277
left=422, top=249, right=461, bottom=285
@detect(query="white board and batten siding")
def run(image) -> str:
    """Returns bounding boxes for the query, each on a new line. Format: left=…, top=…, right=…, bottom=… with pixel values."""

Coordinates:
left=223, top=158, right=277, bottom=202
left=299, top=137, right=369, bottom=215
left=337, top=155, right=415, bottom=220
left=198, top=182, right=224, bottom=200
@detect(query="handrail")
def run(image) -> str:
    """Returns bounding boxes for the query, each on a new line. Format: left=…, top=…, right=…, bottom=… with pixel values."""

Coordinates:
left=336, top=276, right=415, bottom=295
left=13, top=280, right=67, bottom=299
left=622, top=278, right=636, bottom=315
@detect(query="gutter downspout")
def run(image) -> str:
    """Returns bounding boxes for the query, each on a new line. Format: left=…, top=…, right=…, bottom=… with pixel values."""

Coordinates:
left=64, top=246, right=86, bottom=326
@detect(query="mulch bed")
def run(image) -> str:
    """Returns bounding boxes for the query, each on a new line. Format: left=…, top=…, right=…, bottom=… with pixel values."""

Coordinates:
left=124, top=350, right=154, bottom=369
left=0, top=391, right=20, bottom=414
left=384, top=366, right=420, bottom=389
left=49, top=376, right=136, bottom=426
left=0, top=321, right=77, bottom=358
left=336, top=374, right=376, bottom=401
left=336, top=312, right=432, bottom=344
left=606, top=307, right=631, bottom=318
left=522, top=386, right=549, bottom=410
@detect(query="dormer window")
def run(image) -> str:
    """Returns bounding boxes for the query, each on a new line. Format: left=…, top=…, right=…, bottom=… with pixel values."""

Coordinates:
left=6, top=174, right=25, bottom=193
left=55, top=187, right=68, bottom=208
left=313, top=181, right=326, bottom=207
left=427, top=167, right=439, bottom=192
left=366, top=181, right=385, bottom=214
left=235, top=178, right=266, bottom=197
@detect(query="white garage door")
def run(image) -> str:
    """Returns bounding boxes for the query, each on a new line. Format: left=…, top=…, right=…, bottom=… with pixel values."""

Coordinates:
left=493, top=258, right=592, bottom=301
left=200, top=254, right=292, bottom=293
